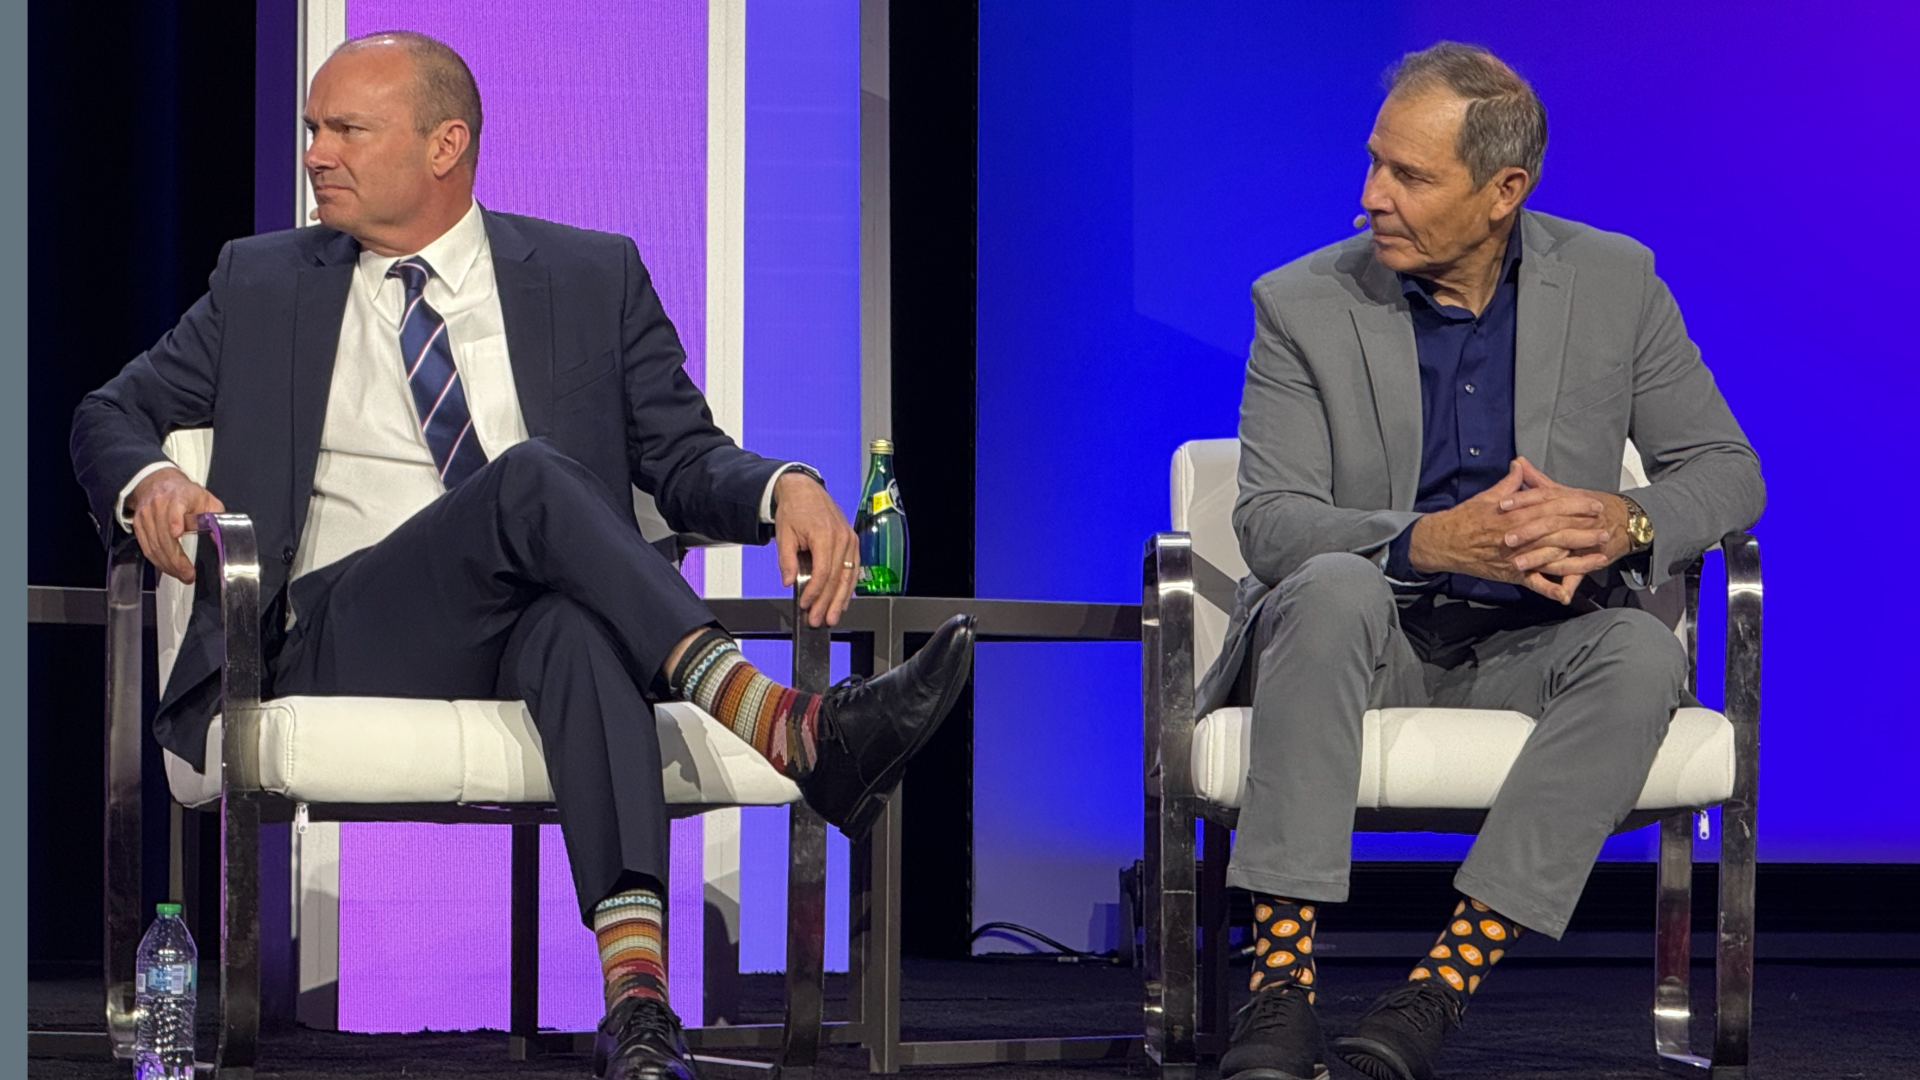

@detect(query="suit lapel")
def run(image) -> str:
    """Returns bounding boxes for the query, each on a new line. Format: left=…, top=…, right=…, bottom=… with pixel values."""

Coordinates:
left=290, top=232, right=358, bottom=545
left=486, top=210, right=554, bottom=438
left=1514, top=212, right=1575, bottom=469
left=1351, top=255, right=1422, bottom=510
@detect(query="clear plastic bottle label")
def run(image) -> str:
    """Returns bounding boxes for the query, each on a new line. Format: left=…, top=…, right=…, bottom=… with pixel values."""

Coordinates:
left=144, top=963, right=194, bottom=995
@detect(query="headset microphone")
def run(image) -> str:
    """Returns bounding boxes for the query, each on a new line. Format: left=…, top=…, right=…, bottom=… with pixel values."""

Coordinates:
left=310, top=208, right=321, bottom=221
left=1353, top=213, right=1369, bottom=230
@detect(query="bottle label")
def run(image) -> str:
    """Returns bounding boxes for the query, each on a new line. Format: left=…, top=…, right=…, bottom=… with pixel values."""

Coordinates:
left=869, top=481, right=903, bottom=516
left=144, top=963, right=194, bottom=995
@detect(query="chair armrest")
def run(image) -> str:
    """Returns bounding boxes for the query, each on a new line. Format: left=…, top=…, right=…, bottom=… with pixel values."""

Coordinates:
left=1143, top=533, right=1197, bottom=801
left=652, top=532, right=733, bottom=567
left=1719, top=531, right=1760, bottom=732
left=788, top=550, right=831, bottom=694
left=190, top=511, right=265, bottom=792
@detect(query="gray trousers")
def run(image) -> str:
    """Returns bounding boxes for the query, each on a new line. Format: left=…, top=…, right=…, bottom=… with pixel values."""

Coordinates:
left=1224, top=553, right=1689, bottom=938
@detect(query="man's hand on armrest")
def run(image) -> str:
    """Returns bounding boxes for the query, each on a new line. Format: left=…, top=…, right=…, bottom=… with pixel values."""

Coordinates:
left=128, top=467, right=226, bottom=584
left=1408, top=458, right=1613, bottom=605
left=772, top=470, right=858, bottom=629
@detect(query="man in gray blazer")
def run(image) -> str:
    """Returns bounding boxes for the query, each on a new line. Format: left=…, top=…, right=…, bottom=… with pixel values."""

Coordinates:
left=1206, top=44, right=1764, bottom=1080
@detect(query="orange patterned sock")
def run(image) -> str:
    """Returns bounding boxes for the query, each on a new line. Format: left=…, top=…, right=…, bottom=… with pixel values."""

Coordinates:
left=1248, top=894, right=1319, bottom=1002
left=1410, top=896, right=1522, bottom=998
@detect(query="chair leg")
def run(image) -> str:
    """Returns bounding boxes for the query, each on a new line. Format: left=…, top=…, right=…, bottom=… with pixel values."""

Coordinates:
left=1713, top=797, right=1757, bottom=1079
left=509, top=823, right=542, bottom=1060
left=103, top=552, right=146, bottom=1060
left=778, top=802, right=828, bottom=1080
left=1197, top=819, right=1232, bottom=1048
left=1146, top=794, right=1198, bottom=1080
left=217, top=792, right=262, bottom=1079
left=1653, top=813, right=1705, bottom=1070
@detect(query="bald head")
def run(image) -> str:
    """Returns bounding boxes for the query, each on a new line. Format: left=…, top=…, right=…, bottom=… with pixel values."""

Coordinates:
left=337, top=30, right=483, bottom=168
left=302, top=32, right=481, bottom=255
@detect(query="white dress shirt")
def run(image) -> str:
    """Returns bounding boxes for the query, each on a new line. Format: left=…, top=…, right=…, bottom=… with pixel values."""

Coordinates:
left=120, top=201, right=807, bottom=583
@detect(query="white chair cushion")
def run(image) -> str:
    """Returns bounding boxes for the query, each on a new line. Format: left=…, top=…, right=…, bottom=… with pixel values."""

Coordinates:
left=1190, top=705, right=1734, bottom=812
left=1170, top=439, right=1666, bottom=690
left=164, top=698, right=800, bottom=813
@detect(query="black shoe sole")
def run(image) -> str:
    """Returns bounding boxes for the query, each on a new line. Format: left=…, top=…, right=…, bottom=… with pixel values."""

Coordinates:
left=832, top=621, right=974, bottom=839
left=1332, top=1036, right=1417, bottom=1080
left=1224, top=1066, right=1329, bottom=1080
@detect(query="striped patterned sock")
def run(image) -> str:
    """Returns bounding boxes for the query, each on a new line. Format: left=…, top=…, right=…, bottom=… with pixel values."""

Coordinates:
left=593, top=888, right=667, bottom=1009
left=669, top=628, right=822, bottom=778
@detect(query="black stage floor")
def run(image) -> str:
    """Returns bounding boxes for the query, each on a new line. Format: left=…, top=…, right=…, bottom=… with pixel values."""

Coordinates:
left=28, top=957, right=1920, bottom=1079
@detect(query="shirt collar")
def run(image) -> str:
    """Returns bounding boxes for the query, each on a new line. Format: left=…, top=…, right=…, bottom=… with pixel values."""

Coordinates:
left=1398, top=215, right=1524, bottom=313
left=356, top=199, right=488, bottom=295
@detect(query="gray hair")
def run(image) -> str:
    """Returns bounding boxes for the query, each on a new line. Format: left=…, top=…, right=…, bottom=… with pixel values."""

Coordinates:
left=340, top=30, right=483, bottom=167
left=1386, top=42, right=1545, bottom=193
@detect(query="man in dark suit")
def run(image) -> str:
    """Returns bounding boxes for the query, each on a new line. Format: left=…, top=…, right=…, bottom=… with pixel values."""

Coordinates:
left=71, top=31, right=972, bottom=1080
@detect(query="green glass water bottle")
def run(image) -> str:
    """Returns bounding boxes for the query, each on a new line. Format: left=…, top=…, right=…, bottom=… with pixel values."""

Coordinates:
left=854, top=439, right=909, bottom=595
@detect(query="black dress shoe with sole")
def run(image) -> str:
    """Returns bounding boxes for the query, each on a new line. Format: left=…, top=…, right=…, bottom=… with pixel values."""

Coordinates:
left=1332, top=980, right=1464, bottom=1080
left=1218, top=982, right=1328, bottom=1080
left=593, top=995, right=700, bottom=1080
left=799, top=613, right=975, bottom=838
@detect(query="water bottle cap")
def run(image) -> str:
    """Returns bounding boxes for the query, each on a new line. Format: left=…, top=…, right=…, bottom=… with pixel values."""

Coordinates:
left=156, top=902, right=182, bottom=917
left=869, top=439, right=893, bottom=454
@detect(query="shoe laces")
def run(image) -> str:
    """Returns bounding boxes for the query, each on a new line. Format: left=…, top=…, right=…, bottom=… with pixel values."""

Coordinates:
left=620, top=996, right=684, bottom=1043
left=1231, top=981, right=1313, bottom=1040
left=1372, top=980, right=1465, bottom=1033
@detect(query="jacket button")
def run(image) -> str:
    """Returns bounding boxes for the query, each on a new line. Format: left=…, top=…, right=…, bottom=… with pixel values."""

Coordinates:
left=282, top=546, right=296, bottom=565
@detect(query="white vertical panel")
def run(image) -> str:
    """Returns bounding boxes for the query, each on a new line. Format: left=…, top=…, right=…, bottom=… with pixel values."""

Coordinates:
left=704, top=0, right=747, bottom=601
left=288, top=0, right=351, bottom=1031
left=700, top=0, right=748, bottom=1021
left=296, top=0, right=349, bottom=226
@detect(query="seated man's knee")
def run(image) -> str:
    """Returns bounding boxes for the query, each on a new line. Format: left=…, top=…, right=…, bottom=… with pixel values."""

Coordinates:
left=1274, top=553, right=1391, bottom=620
left=489, top=438, right=604, bottom=503
left=1591, top=607, right=1689, bottom=691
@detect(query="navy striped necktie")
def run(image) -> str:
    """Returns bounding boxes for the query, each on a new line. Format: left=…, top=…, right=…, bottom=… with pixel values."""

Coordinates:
left=388, top=256, right=487, bottom=487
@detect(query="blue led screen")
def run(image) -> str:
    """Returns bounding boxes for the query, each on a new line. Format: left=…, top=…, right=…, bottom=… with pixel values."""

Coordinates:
left=974, top=1, right=1920, bottom=949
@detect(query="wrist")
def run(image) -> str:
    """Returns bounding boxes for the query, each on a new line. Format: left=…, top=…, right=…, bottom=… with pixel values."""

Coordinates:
left=1406, top=514, right=1444, bottom=574
left=772, top=466, right=825, bottom=513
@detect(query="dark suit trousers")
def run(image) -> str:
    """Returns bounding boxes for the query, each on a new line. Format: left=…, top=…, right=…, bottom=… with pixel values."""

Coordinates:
left=269, top=439, right=716, bottom=922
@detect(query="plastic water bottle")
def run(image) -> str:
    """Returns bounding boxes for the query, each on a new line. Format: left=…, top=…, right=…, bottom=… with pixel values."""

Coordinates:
left=133, top=902, right=197, bottom=1079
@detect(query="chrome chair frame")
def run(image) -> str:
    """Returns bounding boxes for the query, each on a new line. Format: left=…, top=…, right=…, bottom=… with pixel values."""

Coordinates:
left=1142, top=532, right=1761, bottom=1080
left=102, top=513, right=830, bottom=1079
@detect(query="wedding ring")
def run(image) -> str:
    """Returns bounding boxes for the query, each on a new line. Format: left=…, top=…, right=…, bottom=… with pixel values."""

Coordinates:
left=842, top=561, right=856, bottom=569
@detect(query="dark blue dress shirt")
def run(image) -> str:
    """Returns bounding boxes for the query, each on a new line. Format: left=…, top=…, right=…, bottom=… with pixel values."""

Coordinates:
left=1384, top=221, right=1528, bottom=604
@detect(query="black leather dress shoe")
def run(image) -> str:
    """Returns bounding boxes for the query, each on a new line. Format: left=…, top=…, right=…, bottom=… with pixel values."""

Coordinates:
left=1218, top=982, right=1328, bottom=1080
left=1332, top=980, right=1464, bottom=1080
left=800, top=613, right=976, bottom=837
left=592, top=995, right=699, bottom=1080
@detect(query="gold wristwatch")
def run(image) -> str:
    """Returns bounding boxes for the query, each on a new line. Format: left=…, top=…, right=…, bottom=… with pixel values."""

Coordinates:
left=1619, top=494, right=1654, bottom=553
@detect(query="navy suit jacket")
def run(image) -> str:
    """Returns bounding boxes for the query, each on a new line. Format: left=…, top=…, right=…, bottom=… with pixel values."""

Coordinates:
left=71, top=209, right=785, bottom=767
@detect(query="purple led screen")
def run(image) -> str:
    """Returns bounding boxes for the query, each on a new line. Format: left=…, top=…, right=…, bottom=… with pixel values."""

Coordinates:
left=336, top=0, right=710, bottom=1032
left=975, top=0, right=1920, bottom=949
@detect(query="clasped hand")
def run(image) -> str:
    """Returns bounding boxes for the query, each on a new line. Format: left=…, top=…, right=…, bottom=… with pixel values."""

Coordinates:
left=1406, top=457, right=1629, bottom=604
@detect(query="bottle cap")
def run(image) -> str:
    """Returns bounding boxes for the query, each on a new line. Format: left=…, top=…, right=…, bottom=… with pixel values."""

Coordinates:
left=156, top=902, right=182, bottom=917
left=869, top=439, right=894, bottom=454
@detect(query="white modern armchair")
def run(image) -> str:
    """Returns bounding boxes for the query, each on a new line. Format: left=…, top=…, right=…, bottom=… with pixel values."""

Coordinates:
left=102, top=428, right=832, bottom=1078
left=1140, top=438, right=1760, bottom=1080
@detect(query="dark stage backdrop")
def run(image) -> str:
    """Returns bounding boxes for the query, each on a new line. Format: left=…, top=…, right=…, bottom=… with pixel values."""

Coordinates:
left=973, top=0, right=1920, bottom=948
left=28, top=0, right=258, bottom=967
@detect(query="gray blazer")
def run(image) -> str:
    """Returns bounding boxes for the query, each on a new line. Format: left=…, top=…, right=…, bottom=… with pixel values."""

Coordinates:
left=1196, top=209, right=1765, bottom=716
